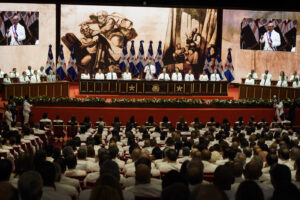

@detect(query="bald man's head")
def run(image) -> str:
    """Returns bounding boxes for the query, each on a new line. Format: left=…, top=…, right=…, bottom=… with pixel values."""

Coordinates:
left=135, top=164, right=151, bottom=185
left=258, top=151, right=268, bottom=162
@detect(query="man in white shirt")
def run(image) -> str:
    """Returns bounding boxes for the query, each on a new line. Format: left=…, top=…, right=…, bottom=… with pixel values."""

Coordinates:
left=158, top=149, right=181, bottom=172
left=122, top=67, right=132, bottom=80
left=30, top=70, right=41, bottom=83
left=25, top=66, right=34, bottom=77
left=260, top=69, right=272, bottom=81
left=199, top=71, right=209, bottom=81
left=9, top=68, right=19, bottom=78
left=95, top=69, right=105, bottom=80
left=259, top=23, right=281, bottom=51
left=6, top=16, right=26, bottom=46
left=171, top=67, right=182, bottom=81
left=3, top=74, right=11, bottom=84
left=0, top=68, right=4, bottom=78
left=39, top=162, right=72, bottom=200
left=65, top=155, right=87, bottom=177
left=260, top=74, right=271, bottom=86
left=232, top=161, right=273, bottom=200
left=47, top=70, right=56, bottom=82
left=274, top=98, right=284, bottom=122
left=5, top=105, right=13, bottom=129
left=247, top=69, right=258, bottom=80
left=276, top=79, right=288, bottom=87
left=23, top=96, right=32, bottom=124
left=158, top=68, right=170, bottom=81
left=184, top=69, right=195, bottom=81
left=19, top=71, right=30, bottom=83
left=81, top=69, right=90, bottom=79
left=292, top=79, right=300, bottom=88
left=144, top=61, right=156, bottom=81
left=210, top=69, right=221, bottom=81
left=201, top=149, right=217, bottom=173
left=106, top=67, right=118, bottom=80
left=290, top=71, right=299, bottom=81
left=38, top=66, right=47, bottom=77
left=245, top=75, right=255, bottom=85
left=276, top=71, right=288, bottom=87
left=125, top=164, right=161, bottom=198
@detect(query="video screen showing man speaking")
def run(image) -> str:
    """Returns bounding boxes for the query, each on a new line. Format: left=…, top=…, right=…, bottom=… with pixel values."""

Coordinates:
left=0, top=11, right=39, bottom=46
left=240, top=18, right=297, bottom=52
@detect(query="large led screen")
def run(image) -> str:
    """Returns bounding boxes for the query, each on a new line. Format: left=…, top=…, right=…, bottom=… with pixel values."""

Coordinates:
left=222, top=9, right=300, bottom=82
left=0, top=3, right=56, bottom=74
left=61, top=5, right=218, bottom=76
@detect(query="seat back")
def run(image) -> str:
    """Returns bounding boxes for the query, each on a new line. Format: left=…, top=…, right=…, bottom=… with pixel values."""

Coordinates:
left=53, top=125, right=64, bottom=138
left=67, top=124, right=78, bottom=138
left=203, top=172, right=214, bottom=182
left=0, top=152, right=7, bottom=159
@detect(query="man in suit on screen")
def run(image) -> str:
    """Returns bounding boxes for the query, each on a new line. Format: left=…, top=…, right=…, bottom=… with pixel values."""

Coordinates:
left=6, top=16, right=26, bottom=46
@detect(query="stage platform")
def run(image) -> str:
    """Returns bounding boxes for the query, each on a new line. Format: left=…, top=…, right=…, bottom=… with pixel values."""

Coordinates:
left=70, top=82, right=239, bottom=100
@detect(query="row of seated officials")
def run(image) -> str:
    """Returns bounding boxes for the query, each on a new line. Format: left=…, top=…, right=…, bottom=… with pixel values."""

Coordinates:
left=0, top=66, right=56, bottom=84
left=1, top=112, right=299, bottom=200
left=245, top=70, right=300, bottom=88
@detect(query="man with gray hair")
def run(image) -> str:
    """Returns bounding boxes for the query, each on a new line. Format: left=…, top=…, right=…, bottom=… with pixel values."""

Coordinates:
left=259, top=22, right=281, bottom=51
left=18, top=170, right=43, bottom=200
left=6, top=15, right=26, bottom=45
left=234, top=152, right=246, bottom=167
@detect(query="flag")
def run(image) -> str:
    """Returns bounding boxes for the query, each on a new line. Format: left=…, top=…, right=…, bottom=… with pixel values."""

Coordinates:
left=45, top=44, right=55, bottom=75
left=135, top=40, right=145, bottom=74
left=56, top=44, right=67, bottom=80
left=145, top=41, right=154, bottom=64
left=119, top=40, right=129, bottom=71
left=67, top=46, right=78, bottom=81
left=129, top=40, right=138, bottom=75
left=155, top=41, right=163, bottom=75
left=215, top=49, right=224, bottom=80
left=203, top=47, right=213, bottom=80
left=224, top=48, right=235, bottom=82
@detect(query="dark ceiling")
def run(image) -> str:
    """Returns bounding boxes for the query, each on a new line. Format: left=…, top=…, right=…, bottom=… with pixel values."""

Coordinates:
left=0, top=0, right=298, bottom=11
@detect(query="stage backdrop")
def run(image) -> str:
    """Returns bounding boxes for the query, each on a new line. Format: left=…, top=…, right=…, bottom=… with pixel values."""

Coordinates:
left=0, top=3, right=56, bottom=74
left=61, top=5, right=218, bottom=76
left=222, top=9, right=300, bottom=83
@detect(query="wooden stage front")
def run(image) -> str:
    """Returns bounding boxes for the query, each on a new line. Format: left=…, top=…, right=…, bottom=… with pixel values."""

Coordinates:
left=2, top=81, right=69, bottom=100
left=79, top=80, right=229, bottom=96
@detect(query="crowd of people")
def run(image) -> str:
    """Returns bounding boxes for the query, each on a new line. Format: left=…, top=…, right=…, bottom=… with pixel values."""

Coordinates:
left=245, top=69, right=300, bottom=88
left=1, top=110, right=300, bottom=200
